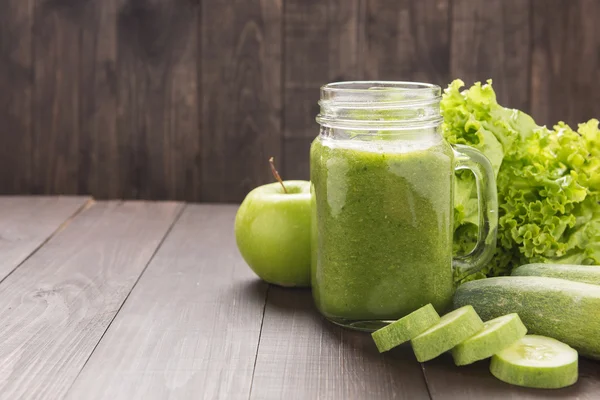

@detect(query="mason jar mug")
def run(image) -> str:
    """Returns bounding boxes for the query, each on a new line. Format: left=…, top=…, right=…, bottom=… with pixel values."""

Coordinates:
left=310, top=81, right=498, bottom=331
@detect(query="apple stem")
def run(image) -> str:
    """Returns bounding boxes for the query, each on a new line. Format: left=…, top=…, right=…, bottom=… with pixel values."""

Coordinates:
left=269, top=157, right=288, bottom=193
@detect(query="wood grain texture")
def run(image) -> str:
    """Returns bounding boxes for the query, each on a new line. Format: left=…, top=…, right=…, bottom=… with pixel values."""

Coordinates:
left=531, top=0, right=600, bottom=127
left=250, top=287, right=430, bottom=400
left=0, top=196, right=89, bottom=281
left=0, top=200, right=182, bottom=399
left=422, top=352, right=600, bottom=400
left=282, top=0, right=364, bottom=180
left=201, top=0, right=283, bottom=202
left=117, top=0, right=200, bottom=200
left=32, top=0, right=82, bottom=194
left=66, top=205, right=268, bottom=400
left=450, top=0, right=531, bottom=111
left=0, top=0, right=34, bottom=194
left=78, top=0, right=118, bottom=198
left=364, top=0, right=450, bottom=86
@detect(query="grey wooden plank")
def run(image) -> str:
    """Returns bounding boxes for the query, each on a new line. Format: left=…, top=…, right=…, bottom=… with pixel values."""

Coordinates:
left=283, top=137, right=313, bottom=181
left=364, top=0, right=450, bottom=86
left=450, top=0, right=531, bottom=111
left=66, top=205, right=269, bottom=400
left=78, top=0, right=118, bottom=198
left=531, top=0, right=600, bottom=127
left=422, top=352, right=600, bottom=399
left=0, top=0, right=34, bottom=194
left=201, top=0, right=283, bottom=202
left=250, top=287, right=431, bottom=400
left=0, top=196, right=90, bottom=281
left=0, top=200, right=182, bottom=400
left=32, top=0, right=82, bottom=194
left=282, top=0, right=364, bottom=180
left=116, top=0, right=200, bottom=200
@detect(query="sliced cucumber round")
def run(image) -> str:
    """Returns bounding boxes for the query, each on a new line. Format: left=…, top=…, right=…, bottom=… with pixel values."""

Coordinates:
left=490, top=335, right=578, bottom=389
left=371, top=304, right=441, bottom=353
left=452, top=313, right=527, bottom=366
left=411, top=305, right=483, bottom=362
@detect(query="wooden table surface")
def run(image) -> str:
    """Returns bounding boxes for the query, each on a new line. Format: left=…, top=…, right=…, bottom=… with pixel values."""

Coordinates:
left=1, top=197, right=599, bottom=400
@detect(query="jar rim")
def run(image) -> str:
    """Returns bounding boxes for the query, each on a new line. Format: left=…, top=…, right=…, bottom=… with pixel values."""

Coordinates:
left=317, top=81, right=442, bottom=130
left=321, top=80, right=441, bottom=94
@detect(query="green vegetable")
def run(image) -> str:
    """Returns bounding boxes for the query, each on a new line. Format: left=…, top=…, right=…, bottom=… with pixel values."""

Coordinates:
left=490, top=335, right=578, bottom=389
left=451, top=313, right=527, bottom=366
left=512, top=263, right=600, bottom=285
left=453, top=276, right=600, bottom=360
left=442, top=80, right=600, bottom=278
left=371, top=304, right=440, bottom=353
left=411, top=305, right=483, bottom=362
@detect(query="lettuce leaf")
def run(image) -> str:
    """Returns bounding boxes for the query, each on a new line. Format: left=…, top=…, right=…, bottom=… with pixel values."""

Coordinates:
left=442, top=79, right=600, bottom=278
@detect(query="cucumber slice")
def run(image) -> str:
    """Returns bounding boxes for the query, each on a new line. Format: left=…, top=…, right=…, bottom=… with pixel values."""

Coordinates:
left=371, top=304, right=441, bottom=353
left=452, top=313, right=527, bottom=366
left=490, top=335, right=578, bottom=389
left=411, top=305, right=484, bottom=362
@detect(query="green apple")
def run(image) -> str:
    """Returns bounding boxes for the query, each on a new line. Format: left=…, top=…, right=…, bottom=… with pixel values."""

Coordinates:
left=235, top=180, right=311, bottom=287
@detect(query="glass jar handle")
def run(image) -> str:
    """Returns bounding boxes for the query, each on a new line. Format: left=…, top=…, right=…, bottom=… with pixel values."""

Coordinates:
left=452, top=144, right=498, bottom=281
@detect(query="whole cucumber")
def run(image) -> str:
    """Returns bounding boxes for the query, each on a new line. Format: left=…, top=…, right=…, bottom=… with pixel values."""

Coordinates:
left=512, top=263, right=600, bottom=285
left=454, top=276, right=600, bottom=360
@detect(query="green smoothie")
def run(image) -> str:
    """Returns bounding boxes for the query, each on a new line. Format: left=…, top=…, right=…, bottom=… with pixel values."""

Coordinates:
left=310, top=136, right=456, bottom=323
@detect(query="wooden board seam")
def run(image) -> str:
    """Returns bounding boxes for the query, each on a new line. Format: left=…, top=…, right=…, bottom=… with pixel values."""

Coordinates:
left=52, top=198, right=96, bottom=235
left=0, top=197, right=92, bottom=286
left=248, top=284, right=271, bottom=400
left=421, top=363, right=434, bottom=400
left=63, top=202, right=187, bottom=397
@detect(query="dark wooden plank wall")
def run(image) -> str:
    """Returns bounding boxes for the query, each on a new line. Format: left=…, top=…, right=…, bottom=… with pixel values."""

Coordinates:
left=0, top=0, right=598, bottom=202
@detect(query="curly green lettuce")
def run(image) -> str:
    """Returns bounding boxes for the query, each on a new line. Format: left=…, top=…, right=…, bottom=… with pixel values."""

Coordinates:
left=442, top=79, right=600, bottom=278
